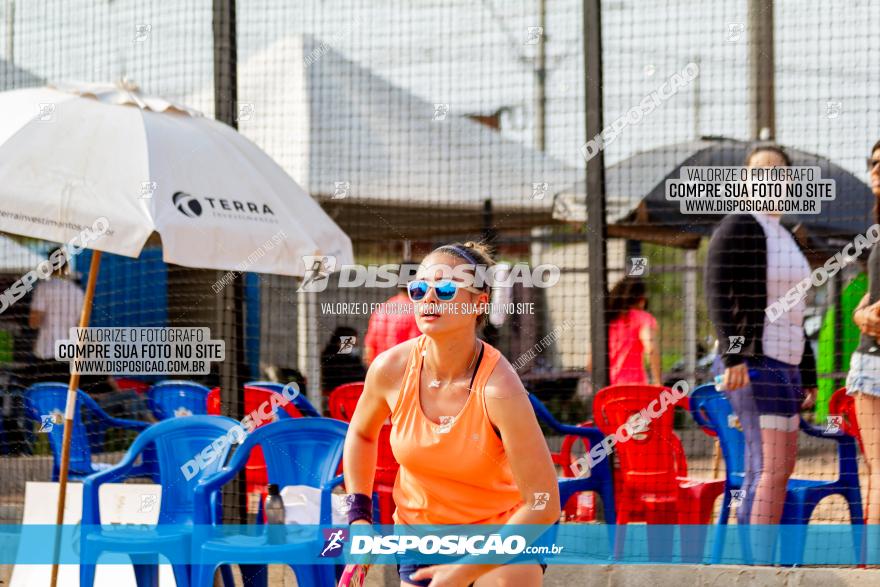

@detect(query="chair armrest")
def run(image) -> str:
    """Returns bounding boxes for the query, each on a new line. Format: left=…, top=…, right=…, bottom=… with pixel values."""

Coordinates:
left=553, top=423, right=606, bottom=446
left=81, top=441, right=150, bottom=524
left=322, top=474, right=346, bottom=492
left=193, top=441, right=256, bottom=524
left=799, top=418, right=860, bottom=478
left=319, top=474, right=346, bottom=525
left=293, top=396, right=321, bottom=418
left=689, top=405, right=713, bottom=431
left=107, top=417, right=151, bottom=431
left=799, top=417, right=845, bottom=440
left=193, top=466, right=240, bottom=524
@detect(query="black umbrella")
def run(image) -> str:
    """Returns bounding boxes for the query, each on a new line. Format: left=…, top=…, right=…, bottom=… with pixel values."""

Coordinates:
left=553, top=136, right=874, bottom=254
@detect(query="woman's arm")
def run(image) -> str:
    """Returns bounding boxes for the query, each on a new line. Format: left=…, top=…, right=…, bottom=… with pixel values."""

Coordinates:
left=853, top=293, right=880, bottom=338
left=413, top=363, right=560, bottom=585
left=342, top=354, right=395, bottom=497
left=639, top=321, right=662, bottom=384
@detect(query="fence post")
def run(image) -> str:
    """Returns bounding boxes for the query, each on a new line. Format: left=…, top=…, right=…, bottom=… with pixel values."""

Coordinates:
left=213, top=0, right=248, bottom=524
left=583, top=0, right=609, bottom=389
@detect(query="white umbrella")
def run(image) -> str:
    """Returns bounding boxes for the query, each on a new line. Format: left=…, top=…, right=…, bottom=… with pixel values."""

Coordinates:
left=0, top=80, right=353, bottom=584
left=0, top=81, right=352, bottom=273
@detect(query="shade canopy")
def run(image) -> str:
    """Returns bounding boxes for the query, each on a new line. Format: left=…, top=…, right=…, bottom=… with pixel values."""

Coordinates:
left=203, top=35, right=583, bottom=237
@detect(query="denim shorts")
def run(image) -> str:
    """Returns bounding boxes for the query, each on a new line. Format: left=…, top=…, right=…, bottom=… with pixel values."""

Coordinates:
left=748, top=355, right=804, bottom=417
left=846, top=352, right=880, bottom=397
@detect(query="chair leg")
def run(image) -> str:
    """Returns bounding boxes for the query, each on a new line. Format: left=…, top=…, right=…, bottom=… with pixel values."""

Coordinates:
left=612, top=522, right=627, bottom=561
left=192, top=564, right=219, bottom=587
left=292, top=564, right=337, bottom=587
left=595, top=483, right=616, bottom=559
left=240, top=563, right=269, bottom=587
left=171, top=564, right=191, bottom=587
left=844, top=491, right=866, bottom=565
left=678, top=490, right=708, bottom=563
left=711, top=491, right=732, bottom=564
left=79, top=563, right=97, bottom=587
left=779, top=496, right=813, bottom=566
left=130, top=553, right=160, bottom=587
left=219, top=565, right=236, bottom=587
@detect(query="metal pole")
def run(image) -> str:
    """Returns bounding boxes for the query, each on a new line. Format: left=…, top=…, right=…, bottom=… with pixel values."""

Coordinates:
left=5, top=0, right=13, bottom=66
left=535, top=0, right=546, bottom=151
left=748, top=0, right=775, bottom=140
left=584, top=0, right=609, bottom=388
left=692, top=56, right=701, bottom=140
left=684, top=249, right=697, bottom=387
left=213, top=0, right=247, bottom=524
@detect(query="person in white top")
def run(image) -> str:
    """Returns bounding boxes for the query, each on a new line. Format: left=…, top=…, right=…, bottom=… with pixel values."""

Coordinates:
left=29, top=248, right=84, bottom=377
left=706, top=145, right=817, bottom=564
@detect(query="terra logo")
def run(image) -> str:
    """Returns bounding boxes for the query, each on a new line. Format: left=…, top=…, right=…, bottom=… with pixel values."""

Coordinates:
left=173, top=191, right=203, bottom=218
left=320, top=528, right=348, bottom=558
left=172, top=191, right=276, bottom=220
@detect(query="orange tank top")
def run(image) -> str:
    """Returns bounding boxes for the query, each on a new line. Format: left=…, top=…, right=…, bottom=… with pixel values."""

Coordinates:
left=390, top=335, right=523, bottom=525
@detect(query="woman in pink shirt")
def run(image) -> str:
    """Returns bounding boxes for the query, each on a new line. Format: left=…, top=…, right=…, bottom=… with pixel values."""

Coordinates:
left=604, top=277, right=661, bottom=385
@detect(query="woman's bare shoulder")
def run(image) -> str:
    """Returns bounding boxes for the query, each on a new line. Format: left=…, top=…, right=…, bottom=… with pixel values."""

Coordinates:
left=366, top=337, right=419, bottom=393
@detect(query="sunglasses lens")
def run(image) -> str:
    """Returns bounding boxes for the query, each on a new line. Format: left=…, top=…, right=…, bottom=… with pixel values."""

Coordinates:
left=408, top=281, right=429, bottom=301
left=434, top=281, right=458, bottom=301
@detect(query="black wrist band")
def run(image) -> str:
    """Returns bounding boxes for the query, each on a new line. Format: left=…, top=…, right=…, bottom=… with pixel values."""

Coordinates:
left=346, top=493, right=373, bottom=525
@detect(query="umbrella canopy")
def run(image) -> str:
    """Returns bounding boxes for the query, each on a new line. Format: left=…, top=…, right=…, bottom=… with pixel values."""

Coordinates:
left=0, top=82, right=353, bottom=274
left=553, top=136, right=874, bottom=251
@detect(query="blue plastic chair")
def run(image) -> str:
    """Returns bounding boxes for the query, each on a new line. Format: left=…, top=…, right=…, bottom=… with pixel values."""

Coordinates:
left=246, top=380, right=321, bottom=417
left=688, top=383, right=863, bottom=565
left=192, top=418, right=347, bottom=587
left=24, top=383, right=150, bottom=480
left=147, top=380, right=213, bottom=419
left=80, top=415, right=239, bottom=587
left=529, top=394, right=616, bottom=525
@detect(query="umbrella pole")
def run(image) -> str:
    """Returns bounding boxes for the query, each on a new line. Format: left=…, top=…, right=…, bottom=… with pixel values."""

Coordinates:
left=50, top=250, right=102, bottom=587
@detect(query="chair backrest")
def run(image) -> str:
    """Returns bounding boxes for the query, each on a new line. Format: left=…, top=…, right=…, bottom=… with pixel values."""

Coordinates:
left=828, top=387, right=863, bottom=452
left=328, top=382, right=365, bottom=422
left=206, top=385, right=304, bottom=420
left=25, top=383, right=95, bottom=476
left=246, top=380, right=320, bottom=417
left=115, top=378, right=150, bottom=395
left=235, top=418, right=347, bottom=489
left=207, top=387, right=221, bottom=415
left=687, top=383, right=745, bottom=480
left=147, top=380, right=212, bottom=419
left=243, top=385, right=302, bottom=421
left=207, top=384, right=307, bottom=492
left=592, top=384, right=682, bottom=490
left=123, top=415, right=239, bottom=524
left=325, top=382, right=397, bottom=483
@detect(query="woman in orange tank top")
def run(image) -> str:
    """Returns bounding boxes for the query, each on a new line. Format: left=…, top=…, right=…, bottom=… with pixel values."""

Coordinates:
left=343, top=241, right=560, bottom=587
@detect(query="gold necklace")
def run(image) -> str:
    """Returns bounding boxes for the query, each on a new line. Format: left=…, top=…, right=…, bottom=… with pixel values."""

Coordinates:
left=423, top=339, right=480, bottom=390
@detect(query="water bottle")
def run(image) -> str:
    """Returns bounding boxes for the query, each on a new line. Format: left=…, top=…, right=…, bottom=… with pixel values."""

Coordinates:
left=265, top=484, right=285, bottom=544
left=714, top=369, right=760, bottom=391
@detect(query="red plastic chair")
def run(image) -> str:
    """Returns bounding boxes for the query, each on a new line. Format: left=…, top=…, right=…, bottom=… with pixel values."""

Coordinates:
left=829, top=387, right=863, bottom=453
left=327, top=382, right=399, bottom=524
left=207, top=386, right=304, bottom=497
left=327, top=382, right=365, bottom=421
left=551, top=419, right=597, bottom=520
left=593, top=384, right=725, bottom=561
left=115, top=378, right=150, bottom=395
